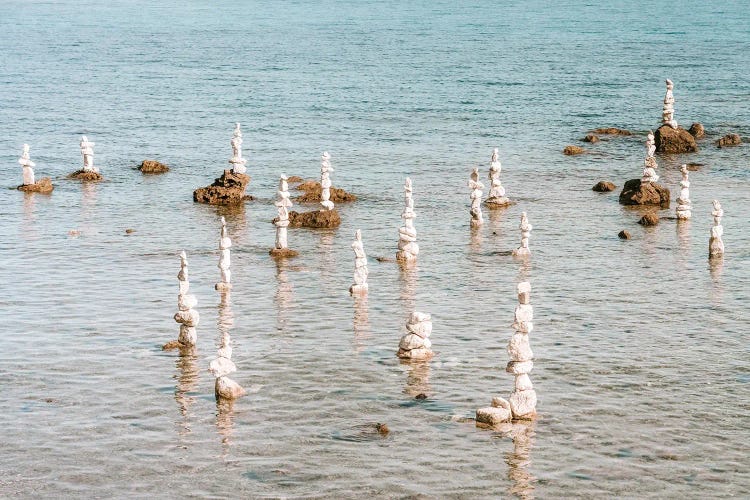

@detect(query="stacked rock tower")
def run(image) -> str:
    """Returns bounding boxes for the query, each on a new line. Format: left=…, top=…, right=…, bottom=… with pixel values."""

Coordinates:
left=80, top=136, right=98, bottom=173
left=675, top=164, right=692, bottom=220
left=215, top=217, right=232, bottom=291
left=485, top=148, right=511, bottom=207
left=349, top=229, right=369, bottom=295
left=507, top=281, right=537, bottom=419
left=229, top=123, right=248, bottom=174
left=173, top=251, right=199, bottom=347
left=270, top=174, right=299, bottom=257
left=468, top=167, right=484, bottom=227
left=320, top=152, right=335, bottom=211
left=397, top=312, right=433, bottom=360
left=512, top=212, right=532, bottom=256
left=210, top=331, right=246, bottom=400
left=642, top=132, right=659, bottom=183
left=662, top=79, right=677, bottom=129
left=709, top=200, right=724, bottom=258
left=396, top=177, right=419, bottom=263
left=19, top=144, right=35, bottom=185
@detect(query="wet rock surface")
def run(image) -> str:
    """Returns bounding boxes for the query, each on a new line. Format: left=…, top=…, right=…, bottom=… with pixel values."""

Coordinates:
left=193, top=169, right=251, bottom=205
left=654, top=124, right=698, bottom=153
left=138, top=159, right=170, bottom=174
left=17, top=177, right=53, bottom=193
left=619, top=179, right=670, bottom=207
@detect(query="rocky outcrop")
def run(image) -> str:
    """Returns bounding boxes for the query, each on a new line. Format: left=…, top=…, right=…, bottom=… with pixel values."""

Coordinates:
left=269, top=247, right=299, bottom=258
left=581, top=134, right=600, bottom=143
left=17, top=177, right=53, bottom=193
left=590, top=127, right=632, bottom=136
left=638, top=213, right=659, bottom=226
left=654, top=124, right=698, bottom=153
left=562, top=145, right=585, bottom=155
left=67, top=170, right=104, bottom=181
left=688, top=123, right=705, bottom=139
left=715, top=133, right=741, bottom=148
left=618, top=179, right=670, bottom=207
left=285, top=209, right=341, bottom=228
left=193, top=170, right=251, bottom=205
left=294, top=180, right=357, bottom=203
left=592, top=181, right=616, bottom=192
left=138, top=159, right=169, bottom=174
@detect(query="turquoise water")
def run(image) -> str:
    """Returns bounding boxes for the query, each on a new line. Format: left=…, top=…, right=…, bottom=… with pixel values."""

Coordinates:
left=1, top=1, right=749, bottom=497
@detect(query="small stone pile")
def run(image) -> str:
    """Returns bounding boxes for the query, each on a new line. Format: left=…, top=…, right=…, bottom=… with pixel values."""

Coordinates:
left=485, top=148, right=511, bottom=207
left=511, top=212, right=532, bottom=257
left=17, top=144, right=53, bottom=193
left=662, top=78, right=677, bottom=129
left=396, top=177, right=419, bottom=263
left=215, top=217, right=232, bottom=291
left=641, top=131, right=659, bottom=183
left=228, top=122, right=248, bottom=174
left=270, top=175, right=299, bottom=258
left=171, top=251, right=199, bottom=348
left=193, top=124, right=251, bottom=204
left=69, top=135, right=103, bottom=181
left=320, top=151, right=334, bottom=211
left=654, top=79, right=698, bottom=153
left=675, top=164, right=692, bottom=220
left=619, top=133, right=671, bottom=207
left=349, top=229, right=369, bottom=295
left=468, top=167, right=484, bottom=227
left=709, top=200, right=724, bottom=259
left=210, top=330, right=246, bottom=400
left=397, top=312, right=433, bottom=360
left=285, top=152, right=341, bottom=228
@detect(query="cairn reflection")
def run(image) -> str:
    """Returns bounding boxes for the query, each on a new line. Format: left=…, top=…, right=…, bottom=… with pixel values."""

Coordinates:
left=505, top=420, right=537, bottom=500
left=174, top=346, right=199, bottom=438
left=352, top=294, right=370, bottom=354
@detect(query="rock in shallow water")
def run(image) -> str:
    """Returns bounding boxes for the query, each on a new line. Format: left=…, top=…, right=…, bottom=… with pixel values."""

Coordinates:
left=68, top=170, right=103, bottom=181
left=193, top=170, right=251, bottom=205
left=688, top=122, right=705, bottom=139
left=17, top=177, right=53, bottom=193
left=138, top=159, right=169, bottom=174
left=592, top=180, right=616, bottom=192
left=638, top=212, right=660, bottom=226
left=476, top=406, right=511, bottom=426
left=618, top=179, right=670, bottom=207
left=618, top=230, right=631, bottom=240
left=563, top=145, right=585, bottom=155
left=285, top=209, right=341, bottom=228
left=654, top=124, right=698, bottom=153
left=715, top=133, right=741, bottom=148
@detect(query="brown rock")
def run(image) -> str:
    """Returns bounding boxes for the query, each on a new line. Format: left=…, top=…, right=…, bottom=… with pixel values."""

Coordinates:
left=715, top=133, right=741, bottom=148
left=269, top=247, right=299, bottom=258
left=688, top=123, right=705, bottom=139
left=375, top=423, right=390, bottom=436
left=618, top=230, right=631, bottom=240
left=295, top=180, right=357, bottom=203
left=618, top=179, right=671, bottom=207
left=138, top=159, right=170, bottom=174
left=638, top=212, right=660, bottom=226
left=17, top=177, right=54, bottom=193
left=654, top=124, right=698, bottom=153
left=581, top=134, right=600, bottom=143
left=286, top=175, right=304, bottom=183
left=68, top=170, right=104, bottom=181
left=125, top=228, right=136, bottom=234
left=592, top=180, right=616, bottom=192
left=590, top=127, right=632, bottom=136
left=193, top=169, right=251, bottom=205
left=285, top=209, right=341, bottom=228
left=563, top=145, right=586, bottom=156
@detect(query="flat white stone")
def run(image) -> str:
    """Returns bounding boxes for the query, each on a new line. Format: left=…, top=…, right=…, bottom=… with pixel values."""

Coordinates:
left=491, top=396, right=510, bottom=409
left=506, top=360, right=533, bottom=375
left=209, top=356, right=237, bottom=377
left=406, top=321, right=432, bottom=338
left=399, top=333, right=426, bottom=350
left=476, top=406, right=511, bottom=426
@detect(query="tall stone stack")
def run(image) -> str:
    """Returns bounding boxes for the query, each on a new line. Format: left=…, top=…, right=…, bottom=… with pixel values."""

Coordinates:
left=214, top=217, right=232, bottom=291
left=228, top=122, right=248, bottom=174
left=349, top=229, right=369, bottom=295
left=270, top=175, right=299, bottom=258
left=675, top=164, right=692, bottom=220
left=193, top=124, right=251, bottom=205
left=320, top=151, right=335, bottom=211
left=396, top=177, right=419, bottom=263
left=485, top=148, right=511, bottom=207
left=507, top=281, right=537, bottom=419
left=619, top=133, right=671, bottom=207
left=511, top=212, right=532, bottom=256
left=16, top=144, right=53, bottom=193
left=69, top=135, right=104, bottom=180
left=210, top=330, right=246, bottom=400
left=397, top=312, right=433, bottom=360
left=172, top=251, right=199, bottom=347
left=642, top=132, right=659, bottom=183
left=468, top=167, right=484, bottom=227
left=709, top=200, right=724, bottom=259
left=662, top=79, right=677, bottom=129
left=654, top=79, right=698, bottom=153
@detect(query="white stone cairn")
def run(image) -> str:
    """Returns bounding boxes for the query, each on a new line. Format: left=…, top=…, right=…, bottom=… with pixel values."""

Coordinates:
left=512, top=212, right=532, bottom=256
left=173, top=251, right=199, bottom=346
left=229, top=122, right=247, bottom=174
left=485, top=148, right=511, bottom=206
left=662, top=79, right=678, bottom=129
left=320, top=151, right=335, bottom=211
left=18, top=144, right=36, bottom=185
left=642, top=131, right=659, bottom=183
left=215, top=217, right=232, bottom=291
left=709, top=200, right=724, bottom=258
left=396, top=177, right=419, bottom=262
left=397, top=312, right=433, bottom=360
left=469, top=167, right=484, bottom=227
left=210, top=329, right=246, bottom=400
left=676, top=164, right=692, bottom=220
left=274, top=174, right=293, bottom=250
left=79, top=135, right=98, bottom=173
left=349, top=229, right=369, bottom=295
left=507, top=281, right=537, bottom=419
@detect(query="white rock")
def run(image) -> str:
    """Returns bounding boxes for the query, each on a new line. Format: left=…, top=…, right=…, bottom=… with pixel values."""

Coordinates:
left=215, top=376, right=246, bottom=400
left=507, top=333, right=533, bottom=361
left=174, top=309, right=200, bottom=327
left=476, top=406, right=511, bottom=425
left=209, top=356, right=237, bottom=377
left=491, top=396, right=510, bottom=409
left=506, top=360, right=533, bottom=375
left=177, top=293, right=197, bottom=311
left=514, top=373, right=534, bottom=391
left=399, top=333, right=426, bottom=351
left=406, top=320, right=432, bottom=338
left=509, top=389, right=537, bottom=418
left=178, top=325, right=197, bottom=346
left=410, top=311, right=431, bottom=323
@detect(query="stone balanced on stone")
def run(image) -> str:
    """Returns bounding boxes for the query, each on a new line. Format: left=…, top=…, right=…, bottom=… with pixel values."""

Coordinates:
left=642, top=131, right=659, bottom=183
left=662, top=79, right=677, bottom=129
left=469, top=167, right=484, bottom=227
left=215, top=217, right=232, bottom=291
left=511, top=212, right=532, bottom=257
left=320, top=151, right=335, bottom=211
left=397, top=312, right=433, bottom=360
left=485, top=148, right=511, bottom=207
left=270, top=174, right=299, bottom=258
left=396, top=177, right=419, bottom=263
left=68, top=136, right=104, bottom=181
left=210, top=330, right=246, bottom=400
left=172, top=251, right=199, bottom=347
left=654, top=79, right=698, bottom=154
left=349, top=229, right=369, bottom=295
left=228, top=122, right=247, bottom=175
left=676, top=164, right=692, bottom=220
left=709, top=200, right=724, bottom=259
left=619, top=133, right=671, bottom=207
left=16, top=144, right=53, bottom=193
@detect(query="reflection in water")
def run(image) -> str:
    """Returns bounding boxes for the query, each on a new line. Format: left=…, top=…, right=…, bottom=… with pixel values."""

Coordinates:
left=216, top=398, right=236, bottom=456
left=174, top=346, right=199, bottom=439
left=398, top=261, right=418, bottom=314
left=21, top=192, right=38, bottom=240
left=274, top=258, right=294, bottom=333
left=216, top=204, right=248, bottom=246
left=709, top=257, right=724, bottom=306
left=215, top=290, right=236, bottom=453
left=676, top=219, right=691, bottom=270
left=469, top=225, right=482, bottom=252
left=352, top=294, right=370, bottom=354
left=401, top=360, right=431, bottom=398
left=516, top=257, right=531, bottom=284
left=319, top=230, right=336, bottom=286
left=80, top=181, right=98, bottom=235
left=505, top=420, right=537, bottom=500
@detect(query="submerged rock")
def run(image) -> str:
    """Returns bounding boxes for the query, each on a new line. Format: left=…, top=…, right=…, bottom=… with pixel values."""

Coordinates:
left=618, top=179, right=670, bottom=207
left=193, top=169, right=251, bottom=205
left=562, top=145, right=585, bottom=156
left=618, top=230, right=631, bottom=240
left=17, top=177, right=53, bottom=193
left=68, top=170, right=104, bottom=181
left=715, top=133, right=742, bottom=148
left=638, top=212, right=660, bottom=226
left=592, top=180, right=616, bottom=192
left=688, top=123, right=705, bottom=139
left=215, top=376, right=246, bottom=400
left=285, top=209, right=341, bottom=228
left=590, top=127, right=632, bottom=136
left=294, top=180, right=357, bottom=203
left=581, top=134, right=600, bottom=143
left=654, top=124, right=698, bottom=153
left=138, top=159, right=169, bottom=174
left=269, top=247, right=300, bottom=258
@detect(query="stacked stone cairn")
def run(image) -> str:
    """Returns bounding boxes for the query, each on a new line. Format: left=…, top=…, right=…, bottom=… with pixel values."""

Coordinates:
left=210, top=330, right=245, bottom=400
left=320, top=151, right=335, bottom=211
left=270, top=175, right=299, bottom=257
left=396, top=177, right=419, bottom=263
left=172, top=251, right=199, bottom=347
left=349, top=229, right=369, bottom=295
left=69, top=135, right=103, bottom=180
left=17, top=144, right=53, bottom=193
left=619, top=133, right=670, bottom=207
left=468, top=167, right=484, bottom=227
left=511, top=212, right=532, bottom=256
left=476, top=281, right=537, bottom=425
left=397, top=312, right=433, bottom=360
left=654, top=79, right=698, bottom=154
left=675, top=164, right=692, bottom=220
left=662, top=79, right=677, bottom=129
left=709, top=200, right=724, bottom=259
left=228, top=122, right=248, bottom=174
left=485, top=148, right=511, bottom=207
left=215, top=217, right=232, bottom=291
left=642, top=132, right=659, bottom=183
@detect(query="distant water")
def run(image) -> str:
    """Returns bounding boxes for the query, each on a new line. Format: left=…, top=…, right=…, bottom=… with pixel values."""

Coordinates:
left=1, top=1, right=749, bottom=497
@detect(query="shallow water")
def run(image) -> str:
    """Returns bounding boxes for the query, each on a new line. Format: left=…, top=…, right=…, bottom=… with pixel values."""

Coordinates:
left=1, top=0, right=749, bottom=497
